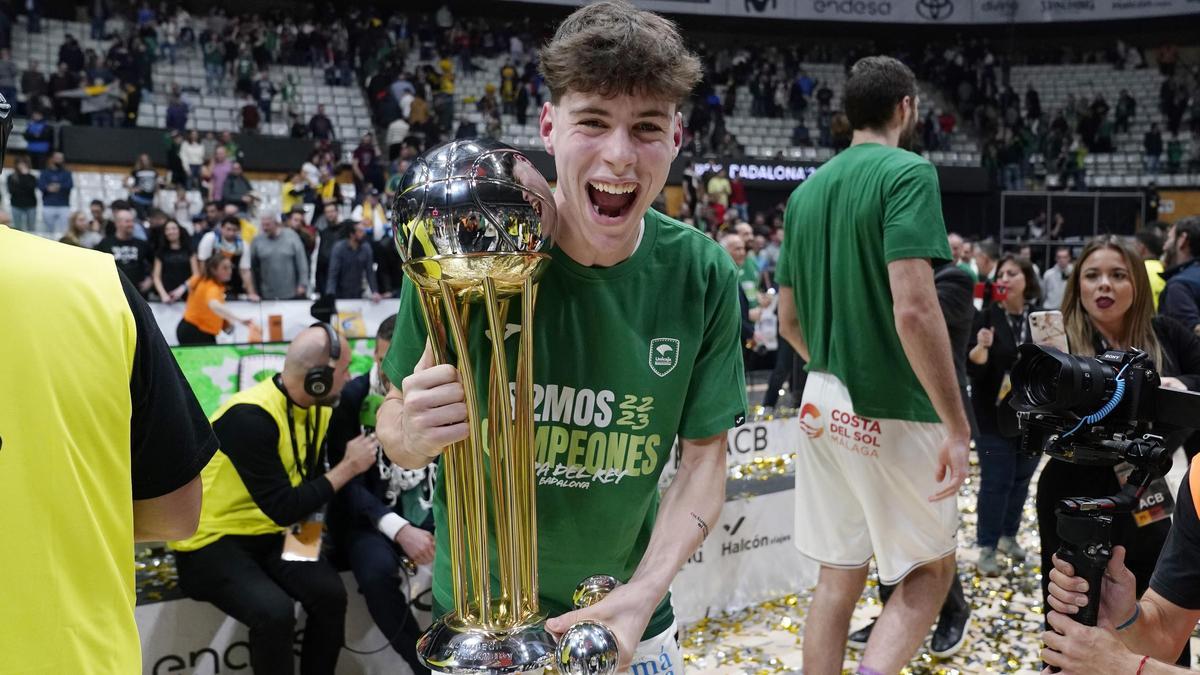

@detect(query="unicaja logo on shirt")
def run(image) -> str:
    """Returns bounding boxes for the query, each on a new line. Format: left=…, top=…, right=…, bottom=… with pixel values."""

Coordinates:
left=648, top=338, right=679, bottom=377
left=799, top=403, right=824, bottom=439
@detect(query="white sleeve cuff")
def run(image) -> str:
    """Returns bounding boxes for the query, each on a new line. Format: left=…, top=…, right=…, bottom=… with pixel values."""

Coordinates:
left=377, top=512, right=409, bottom=541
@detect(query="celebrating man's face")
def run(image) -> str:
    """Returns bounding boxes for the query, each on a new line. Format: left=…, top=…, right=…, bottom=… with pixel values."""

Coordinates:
left=541, top=91, right=681, bottom=256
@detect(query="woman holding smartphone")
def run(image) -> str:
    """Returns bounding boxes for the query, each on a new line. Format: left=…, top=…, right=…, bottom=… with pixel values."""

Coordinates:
left=1037, top=236, right=1200, bottom=665
left=968, top=254, right=1042, bottom=576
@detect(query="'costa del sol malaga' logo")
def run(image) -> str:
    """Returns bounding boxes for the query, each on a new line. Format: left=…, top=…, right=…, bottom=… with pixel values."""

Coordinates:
left=649, top=338, right=680, bottom=377
left=916, top=0, right=954, bottom=20
left=799, top=403, right=825, bottom=439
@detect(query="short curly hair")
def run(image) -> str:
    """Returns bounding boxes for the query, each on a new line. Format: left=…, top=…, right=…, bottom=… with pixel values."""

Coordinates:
left=844, top=56, right=917, bottom=131
left=539, top=1, right=702, bottom=104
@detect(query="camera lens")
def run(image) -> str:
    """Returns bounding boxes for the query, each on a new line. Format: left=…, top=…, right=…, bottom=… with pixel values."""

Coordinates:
left=1023, top=354, right=1062, bottom=407
left=1011, top=344, right=1119, bottom=415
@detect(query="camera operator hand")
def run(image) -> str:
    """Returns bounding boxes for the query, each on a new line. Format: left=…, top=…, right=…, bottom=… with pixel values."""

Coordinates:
left=377, top=342, right=469, bottom=469
left=1040, top=610, right=1143, bottom=675
left=1047, top=546, right=1137, bottom=627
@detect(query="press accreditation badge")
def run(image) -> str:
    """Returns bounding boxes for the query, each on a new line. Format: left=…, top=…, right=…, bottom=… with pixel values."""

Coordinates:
left=282, top=510, right=326, bottom=562
left=996, top=372, right=1013, bottom=407
left=1115, top=463, right=1175, bottom=527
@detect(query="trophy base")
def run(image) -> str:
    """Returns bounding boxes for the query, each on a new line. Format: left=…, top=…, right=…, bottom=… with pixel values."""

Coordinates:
left=417, top=613, right=558, bottom=674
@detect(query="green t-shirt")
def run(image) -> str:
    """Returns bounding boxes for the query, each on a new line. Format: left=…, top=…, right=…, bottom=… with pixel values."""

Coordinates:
left=383, top=209, right=748, bottom=639
left=776, top=143, right=951, bottom=423
left=740, top=257, right=760, bottom=308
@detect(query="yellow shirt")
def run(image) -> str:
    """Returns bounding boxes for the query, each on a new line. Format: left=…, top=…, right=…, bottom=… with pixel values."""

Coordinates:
left=0, top=226, right=141, bottom=673
left=240, top=216, right=258, bottom=245
left=282, top=180, right=305, bottom=214
left=317, top=179, right=339, bottom=203
left=1146, top=259, right=1165, bottom=310
left=171, top=379, right=332, bottom=552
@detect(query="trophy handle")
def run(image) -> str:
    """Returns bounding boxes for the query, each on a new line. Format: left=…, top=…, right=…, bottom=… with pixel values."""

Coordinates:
left=556, top=576, right=622, bottom=675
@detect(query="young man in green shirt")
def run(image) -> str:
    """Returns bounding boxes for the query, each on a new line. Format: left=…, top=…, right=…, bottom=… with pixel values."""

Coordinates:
left=776, top=56, right=971, bottom=675
left=376, top=2, right=748, bottom=672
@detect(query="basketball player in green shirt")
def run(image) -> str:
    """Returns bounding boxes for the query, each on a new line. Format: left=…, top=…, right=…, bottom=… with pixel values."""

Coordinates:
left=777, top=57, right=971, bottom=675
left=376, top=2, right=748, bottom=672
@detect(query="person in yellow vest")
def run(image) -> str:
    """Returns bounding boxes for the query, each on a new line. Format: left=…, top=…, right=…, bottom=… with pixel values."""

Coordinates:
left=169, top=324, right=377, bottom=675
left=1135, top=229, right=1167, bottom=310
left=0, top=89, right=218, bottom=675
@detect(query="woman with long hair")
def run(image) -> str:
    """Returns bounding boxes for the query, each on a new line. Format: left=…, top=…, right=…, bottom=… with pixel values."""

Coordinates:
left=1037, top=236, right=1200, bottom=666
left=967, top=254, right=1042, bottom=576
left=176, top=255, right=257, bottom=345
left=59, top=210, right=102, bottom=249
left=153, top=220, right=198, bottom=304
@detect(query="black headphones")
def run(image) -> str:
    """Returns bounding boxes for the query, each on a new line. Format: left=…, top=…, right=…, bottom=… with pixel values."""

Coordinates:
left=304, top=322, right=341, bottom=398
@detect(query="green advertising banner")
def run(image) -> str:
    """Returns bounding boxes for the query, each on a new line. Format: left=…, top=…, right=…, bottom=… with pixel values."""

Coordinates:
left=171, top=339, right=378, bottom=417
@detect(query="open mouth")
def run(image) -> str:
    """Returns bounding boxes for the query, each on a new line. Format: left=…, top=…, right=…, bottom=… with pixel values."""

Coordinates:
left=587, top=180, right=638, bottom=221
left=1095, top=297, right=1114, bottom=309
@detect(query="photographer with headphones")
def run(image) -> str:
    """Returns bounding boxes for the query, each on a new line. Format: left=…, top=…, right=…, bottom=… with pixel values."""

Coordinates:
left=1043, top=453, right=1200, bottom=674
left=170, top=324, right=377, bottom=675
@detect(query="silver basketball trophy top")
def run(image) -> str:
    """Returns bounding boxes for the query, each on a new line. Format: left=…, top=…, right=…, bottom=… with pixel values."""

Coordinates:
left=389, top=139, right=619, bottom=675
left=392, top=138, right=557, bottom=300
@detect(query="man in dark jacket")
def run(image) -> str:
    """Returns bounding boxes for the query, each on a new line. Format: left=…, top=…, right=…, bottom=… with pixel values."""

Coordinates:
left=221, top=161, right=255, bottom=213
left=848, top=259, right=977, bottom=658
left=1160, top=216, right=1200, bottom=334
left=326, top=220, right=380, bottom=301
left=327, top=315, right=433, bottom=675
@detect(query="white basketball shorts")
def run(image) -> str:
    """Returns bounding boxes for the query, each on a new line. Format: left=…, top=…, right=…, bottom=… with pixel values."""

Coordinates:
left=794, top=371, right=959, bottom=584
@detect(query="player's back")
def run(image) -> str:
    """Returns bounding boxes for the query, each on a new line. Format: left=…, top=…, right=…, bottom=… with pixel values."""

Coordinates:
left=780, top=142, right=950, bottom=423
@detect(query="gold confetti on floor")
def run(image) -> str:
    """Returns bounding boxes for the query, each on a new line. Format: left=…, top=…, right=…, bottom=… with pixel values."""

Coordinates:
left=681, top=452, right=1048, bottom=674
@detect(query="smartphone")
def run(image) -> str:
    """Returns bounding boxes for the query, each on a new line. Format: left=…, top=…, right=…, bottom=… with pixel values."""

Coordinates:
left=1030, top=310, right=1069, bottom=352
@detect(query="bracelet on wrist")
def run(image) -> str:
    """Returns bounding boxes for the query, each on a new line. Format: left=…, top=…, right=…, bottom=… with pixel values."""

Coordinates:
left=1117, top=603, right=1141, bottom=631
left=1135, top=655, right=1150, bottom=675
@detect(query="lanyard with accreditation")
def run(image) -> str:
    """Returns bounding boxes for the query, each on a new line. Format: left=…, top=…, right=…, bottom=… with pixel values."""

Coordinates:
left=281, top=398, right=330, bottom=562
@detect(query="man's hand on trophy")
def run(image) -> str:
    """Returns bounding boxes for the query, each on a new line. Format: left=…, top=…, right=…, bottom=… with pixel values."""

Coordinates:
left=398, top=342, right=470, bottom=459
left=546, top=582, right=653, bottom=674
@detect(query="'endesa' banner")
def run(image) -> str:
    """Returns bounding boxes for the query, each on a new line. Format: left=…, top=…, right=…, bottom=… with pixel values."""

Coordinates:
left=523, top=0, right=1200, bottom=22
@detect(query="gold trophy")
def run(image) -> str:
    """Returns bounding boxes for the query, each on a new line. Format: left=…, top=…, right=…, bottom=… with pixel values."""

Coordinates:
left=392, top=139, right=619, bottom=675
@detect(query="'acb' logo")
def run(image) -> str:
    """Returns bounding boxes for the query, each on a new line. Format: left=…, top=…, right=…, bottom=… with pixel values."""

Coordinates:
left=916, top=0, right=954, bottom=20
left=799, top=403, right=824, bottom=439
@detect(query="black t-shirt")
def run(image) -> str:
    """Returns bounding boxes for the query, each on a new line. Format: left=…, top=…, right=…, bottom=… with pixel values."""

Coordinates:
left=98, top=236, right=153, bottom=288
left=156, top=245, right=193, bottom=294
left=1149, top=465, right=1200, bottom=609
left=131, top=168, right=158, bottom=199
left=119, top=267, right=219, bottom=499
left=210, top=378, right=336, bottom=527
